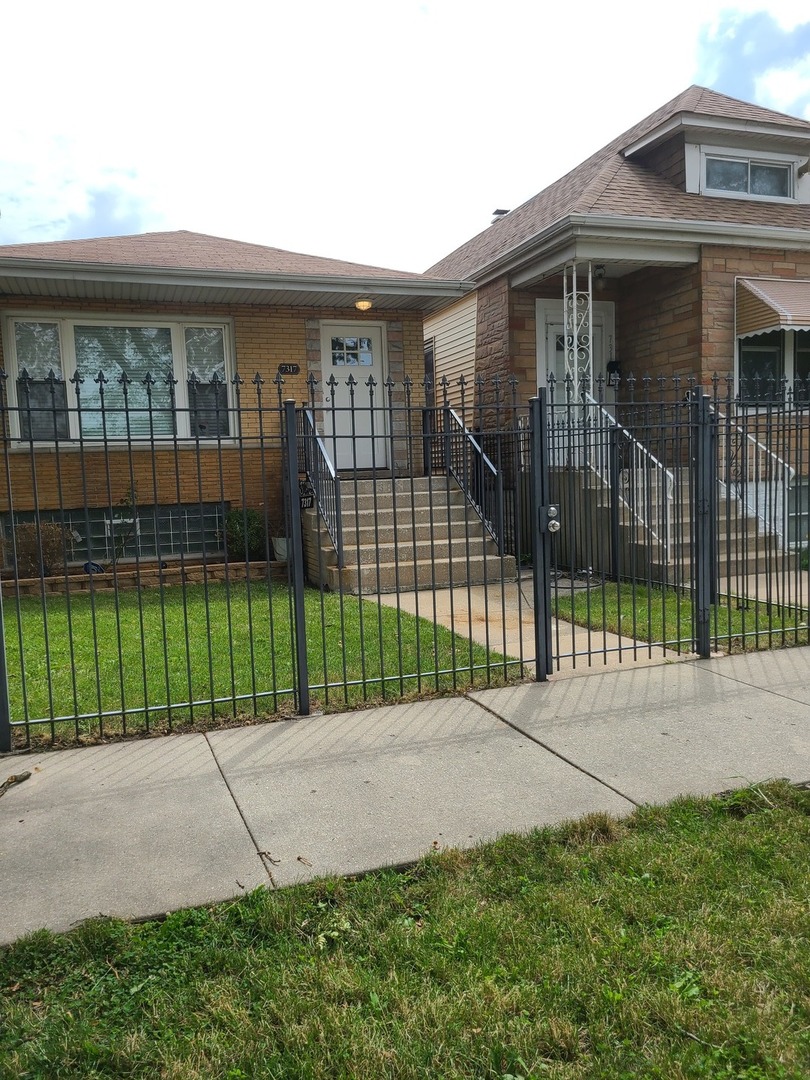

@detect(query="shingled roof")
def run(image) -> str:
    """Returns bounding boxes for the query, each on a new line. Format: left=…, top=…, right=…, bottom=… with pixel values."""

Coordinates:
left=0, top=229, right=428, bottom=281
left=427, top=86, right=810, bottom=280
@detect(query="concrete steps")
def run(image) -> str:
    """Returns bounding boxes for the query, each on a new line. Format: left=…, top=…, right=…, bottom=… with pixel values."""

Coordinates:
left=302, top=475, right=517, bottom=595
left=576, top=466, right=789, bottom=585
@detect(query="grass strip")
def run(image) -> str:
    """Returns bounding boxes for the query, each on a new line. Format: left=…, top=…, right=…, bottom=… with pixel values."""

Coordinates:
left=1, top=781, right=809, bottom=1078
left=555, top=582, right=808, bottom=652
left=4, top=583, right=512, bottom=744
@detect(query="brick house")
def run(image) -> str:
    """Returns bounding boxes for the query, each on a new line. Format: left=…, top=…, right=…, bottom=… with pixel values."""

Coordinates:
left=425, top=86, right=810, bottom=401
left=0, top=231, right=468, bottom=572
left=423, top=86, right=810, bottom=553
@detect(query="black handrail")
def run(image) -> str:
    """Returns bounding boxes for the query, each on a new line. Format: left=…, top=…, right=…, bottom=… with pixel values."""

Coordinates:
left=298, top=409, right=343, bottom=569
left=444, top=406, right=503, bottom=554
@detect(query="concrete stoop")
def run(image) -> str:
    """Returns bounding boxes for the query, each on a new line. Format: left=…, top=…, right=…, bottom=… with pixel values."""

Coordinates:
left=302, top=475, right=518, bottom=594
left=578, top=467, right=791, bottom=585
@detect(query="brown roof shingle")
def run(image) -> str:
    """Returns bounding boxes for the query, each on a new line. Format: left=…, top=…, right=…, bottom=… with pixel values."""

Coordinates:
left=0, top=230, right=429, bottom=280
left=427, top=86, right=810, bottom=279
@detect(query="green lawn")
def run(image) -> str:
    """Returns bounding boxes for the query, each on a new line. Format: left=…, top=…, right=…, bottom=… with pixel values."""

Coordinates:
left=555, top=582, right=809, bottom=653
left=4, top=583, right=513, bottom=745
left=2, top=782, right=809, bottom=1078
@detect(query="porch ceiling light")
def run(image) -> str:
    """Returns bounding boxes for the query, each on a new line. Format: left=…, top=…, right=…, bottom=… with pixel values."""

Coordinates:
left=594, top=264, right=607, bottom=291
left=355, top=297, right=373, bottom=312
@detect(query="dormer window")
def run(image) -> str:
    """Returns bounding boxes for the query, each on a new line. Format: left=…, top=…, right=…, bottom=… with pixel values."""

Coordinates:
left=706, top=156, right=791, bottom=198
left=699, top=146, right=796, bottom=202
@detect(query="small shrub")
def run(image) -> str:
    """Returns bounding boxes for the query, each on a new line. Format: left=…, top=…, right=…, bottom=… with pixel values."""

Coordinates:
left=224, top=509, right=272, bottom=562
left=14, top=522, right=69, bottom=578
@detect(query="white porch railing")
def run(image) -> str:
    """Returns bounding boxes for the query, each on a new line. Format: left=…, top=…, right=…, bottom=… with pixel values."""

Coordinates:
left=716, top=409, right=796, bottom=549
left=546, top=395, right=675, bottom=565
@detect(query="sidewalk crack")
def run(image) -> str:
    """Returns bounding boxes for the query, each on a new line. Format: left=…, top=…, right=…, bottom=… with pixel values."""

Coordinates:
left=204, top=733, right=277, bottom=887
left=465, top=693, right=641, bottom=808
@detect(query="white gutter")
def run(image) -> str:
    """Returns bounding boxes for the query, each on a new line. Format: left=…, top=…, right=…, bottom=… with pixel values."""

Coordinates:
left=473, top=213, right=810, bottom=286
left=0, top=258, right=474, bottom=300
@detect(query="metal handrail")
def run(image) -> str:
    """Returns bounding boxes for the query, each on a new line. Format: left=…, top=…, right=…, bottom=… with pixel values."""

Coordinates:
left=299, top=408, right=343, bottom=568
left=548, top=397, right=673, bottom=565
left=444, top=406, right=503, bottom=552
left=715, top=407, right=795, bottom=547
left=591, top=397, right=678, bottom=565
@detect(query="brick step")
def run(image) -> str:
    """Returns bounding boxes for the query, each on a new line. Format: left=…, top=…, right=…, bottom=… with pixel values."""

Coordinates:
left=328, top=554, right=518, bottom=595
left=646, top=553, right=795, bottom=583
left=336, top=505, right=473, bottom=530
left=336, top=489, right=467, bottom=514
left=341, top=476, right=452, bottom=497
left=327, top=536, right=496, bottom=567
left=303, top=505, right=472, bottom=535
left=320, top=519, right=496, bottom=547
left=618, top=518, right=763, bottom=548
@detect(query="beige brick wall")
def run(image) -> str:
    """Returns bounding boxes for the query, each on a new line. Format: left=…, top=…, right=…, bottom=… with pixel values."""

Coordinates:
left=473, top=277, right=511, bottom=402
left=618, top=264, right=702, bottom=382
left=699, top=246, right=810, bottom=381
left=0, top=297, right=425, bottom=517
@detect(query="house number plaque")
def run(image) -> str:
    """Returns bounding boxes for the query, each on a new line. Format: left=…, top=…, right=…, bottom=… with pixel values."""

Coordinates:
left=277, top=363, right=300, bottom=376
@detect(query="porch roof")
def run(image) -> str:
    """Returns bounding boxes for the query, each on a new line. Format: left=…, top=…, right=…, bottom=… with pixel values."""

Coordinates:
left=0, top=231, right=473, bottom=313
left=736, top=278, right=810, bottom=337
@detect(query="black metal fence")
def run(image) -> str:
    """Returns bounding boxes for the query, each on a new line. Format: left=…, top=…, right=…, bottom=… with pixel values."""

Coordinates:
left=1, top=370, right=808, bottom=750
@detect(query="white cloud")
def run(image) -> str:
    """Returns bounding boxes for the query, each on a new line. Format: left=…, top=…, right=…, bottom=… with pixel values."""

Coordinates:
left=0, top=1, right=808, bottom=270
left=755, top=60, right=810, bottom=118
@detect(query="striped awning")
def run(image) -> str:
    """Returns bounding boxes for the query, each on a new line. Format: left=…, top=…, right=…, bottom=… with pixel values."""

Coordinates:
left=736, top=278, right=810, bottom=338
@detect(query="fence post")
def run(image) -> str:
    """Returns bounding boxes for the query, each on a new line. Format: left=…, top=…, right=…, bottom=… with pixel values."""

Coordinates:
left=608, top=426, right=621, bottom=582
left=692, top=392, right=716, bottom=658
left=283, top=399, right=310, bottom=716
left=530, top=392, right=553, bottom=681
left=421, top=408, right=432, bottom=477
left=0, top=589, right=11, bottom=752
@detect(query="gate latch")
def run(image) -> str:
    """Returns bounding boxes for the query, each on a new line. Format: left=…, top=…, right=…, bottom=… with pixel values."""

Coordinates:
left=539, top=504, right=561, bottom=534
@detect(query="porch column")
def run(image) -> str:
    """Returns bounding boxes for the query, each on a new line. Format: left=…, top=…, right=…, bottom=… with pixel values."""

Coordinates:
left=563, top=261, right=594, bottom=393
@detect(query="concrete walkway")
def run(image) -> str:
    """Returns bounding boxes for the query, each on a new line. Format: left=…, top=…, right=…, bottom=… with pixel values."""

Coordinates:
left=1, top=647, right=809, bottom=945
left=374, top=575, right=697, bottom=675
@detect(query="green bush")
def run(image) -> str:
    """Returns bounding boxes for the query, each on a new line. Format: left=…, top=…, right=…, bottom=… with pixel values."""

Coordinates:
left=14, top=522, right=69, bottom=578
left=223, top=509, right=272, bottom=562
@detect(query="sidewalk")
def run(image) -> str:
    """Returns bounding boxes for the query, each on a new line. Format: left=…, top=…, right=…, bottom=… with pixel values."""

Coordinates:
left=2, top=647, right=809, bottom=946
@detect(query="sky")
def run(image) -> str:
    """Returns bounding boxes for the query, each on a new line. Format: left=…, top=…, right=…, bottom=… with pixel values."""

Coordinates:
left=1, top=0, right=809, bottom=274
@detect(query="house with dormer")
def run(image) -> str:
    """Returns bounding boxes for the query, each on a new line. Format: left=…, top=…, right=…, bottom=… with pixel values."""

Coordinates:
left=423, top=86, right=810, bottom=556
left=425, top=86, right=810, bottom=403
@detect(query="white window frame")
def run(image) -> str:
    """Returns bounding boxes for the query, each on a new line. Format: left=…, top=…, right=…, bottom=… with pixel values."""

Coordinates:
left=700, top=144, right=798, bottom=203
left=2, top=312, right=236, bottom=443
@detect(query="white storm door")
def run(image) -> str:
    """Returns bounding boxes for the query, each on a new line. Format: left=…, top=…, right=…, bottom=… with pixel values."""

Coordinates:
left=545, top=322, right=605, bottom=395
left=321, top=323, right=388, bottom=470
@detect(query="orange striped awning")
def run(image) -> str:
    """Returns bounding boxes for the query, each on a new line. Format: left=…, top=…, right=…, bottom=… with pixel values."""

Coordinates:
left=736, top=278, right=810, bottom=338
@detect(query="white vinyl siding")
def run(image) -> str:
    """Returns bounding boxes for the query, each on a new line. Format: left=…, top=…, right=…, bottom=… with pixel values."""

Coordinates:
left=424, top=294, right=478, bottom=411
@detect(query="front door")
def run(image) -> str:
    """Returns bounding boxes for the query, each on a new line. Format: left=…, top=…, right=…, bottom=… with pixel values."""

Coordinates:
left=536, top=298, right=615, bottom=392
left=320, top=323, right=388, bottom=470
left=545, top=321, right=605, bottom=396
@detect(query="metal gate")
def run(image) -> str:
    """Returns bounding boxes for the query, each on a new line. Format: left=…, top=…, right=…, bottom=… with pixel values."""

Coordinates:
left=1, top=372, right=807, bottom=750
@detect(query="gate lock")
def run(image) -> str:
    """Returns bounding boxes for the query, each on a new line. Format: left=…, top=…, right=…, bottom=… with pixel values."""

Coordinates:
left=539, top=504, right=561, bottom=534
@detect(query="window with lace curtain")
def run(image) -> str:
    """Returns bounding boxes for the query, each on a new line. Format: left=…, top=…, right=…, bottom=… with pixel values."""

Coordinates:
left=4, top=316, right=233, bottom=440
